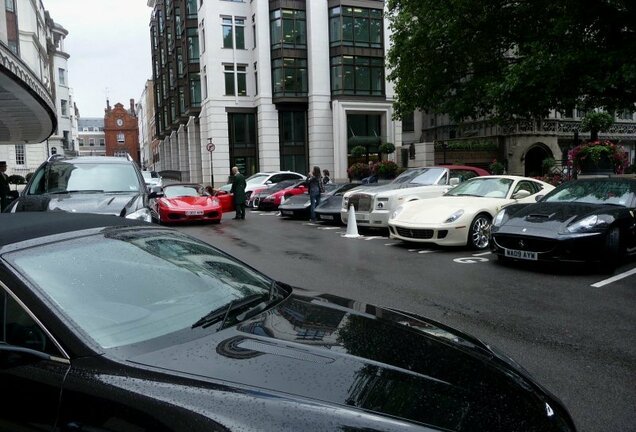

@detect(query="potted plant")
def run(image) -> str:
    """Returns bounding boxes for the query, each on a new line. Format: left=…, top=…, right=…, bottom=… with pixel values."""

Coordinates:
left=347, top=162, right=371, bottom=181
left=489, top=159, right=505, bottom=175
left=375, top=160, right=399, bottom=179
left=569, top=140, right=629, bottom=175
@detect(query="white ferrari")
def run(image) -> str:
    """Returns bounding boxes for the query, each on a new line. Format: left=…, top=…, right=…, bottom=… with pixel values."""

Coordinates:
left=388, top=175, right=555, bottom=249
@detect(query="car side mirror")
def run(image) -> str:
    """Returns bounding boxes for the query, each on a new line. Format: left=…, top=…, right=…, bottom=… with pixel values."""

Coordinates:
left=512, top=190, right=532, bottom=200
left=449, top=177, right=460, bottom=186
left=265, top=181, right=272, bottom=185
left=534, top=194, right=544, bottom=202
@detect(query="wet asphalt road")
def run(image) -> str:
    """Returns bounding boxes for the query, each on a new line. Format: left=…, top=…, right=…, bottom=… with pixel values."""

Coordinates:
left=176, top=209, right=636, bottom=432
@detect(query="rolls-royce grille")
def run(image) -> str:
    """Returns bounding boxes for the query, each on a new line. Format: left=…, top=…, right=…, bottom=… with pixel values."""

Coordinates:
left=396, top=227, right=434, bottom=239
left=493, top=235, right=555, bottom=253
left=348, top=194, right=372, bottom=212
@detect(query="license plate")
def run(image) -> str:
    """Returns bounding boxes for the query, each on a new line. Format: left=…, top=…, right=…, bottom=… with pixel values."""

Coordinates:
left=320, top=215, right=334, bottom=220
left=186, top=210, right=204, bottom=216
left=504, top=249, right=537, bottom=260
left=281, top=210, right=293, bottom=215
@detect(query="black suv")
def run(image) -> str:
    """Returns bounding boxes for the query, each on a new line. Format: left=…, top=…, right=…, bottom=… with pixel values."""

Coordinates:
left=5, top=155, right=154, bottom=222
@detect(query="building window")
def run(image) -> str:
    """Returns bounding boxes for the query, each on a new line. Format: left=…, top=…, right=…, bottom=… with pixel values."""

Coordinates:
left=117, top=133, right=125, bottom=143
left=252, top=15, right=256, bottom=49
left=272, top=58, right=307, bottom=97
left=222, top=17, right=245, bottom=49
left=63, top=130, right=70, bottom=148
left=329, top=7, right=383, bottom=48
left=100, top=138, right=105, bottom=146
left=202, top=66, right=208, bottom=99
left=15, top=144, right=25, bottom=165
left=58, top=68, right=66, bottom=85
left=402, top=112, right=415, bottom=132
left=617, top=110, right=633, bottom=121
left=5, top=0, right=15, bottom=12
left=187, top=28, right=199, bottom=63
left=254, top=62, right=258, bottom=95
left=224, top=65, right=247, bottom=96
left=89, top=138, right=95, bottom=147
left=93, top=127, right=99, bottom=132
left=79, top=138, right=84, bottom=146
left=330, top=56, right=384, bottom=96
left=190, top=73, right=202, bottom=106
left=186, top=0, right=197, bottom=19
left=270, top=9, right=306, bottom=50
left=229, top=112, right=258, bottom=176
left=61, top=99, right=68, bottom=116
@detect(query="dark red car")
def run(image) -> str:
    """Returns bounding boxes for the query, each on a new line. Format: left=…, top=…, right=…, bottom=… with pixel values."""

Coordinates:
left=258, top=180, right=308, bottom=211
left=151, top=183, right=222, bottom=224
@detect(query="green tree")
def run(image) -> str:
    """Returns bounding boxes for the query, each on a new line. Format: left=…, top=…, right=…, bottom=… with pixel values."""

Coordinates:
left=387, top=0, right=636, bottom=123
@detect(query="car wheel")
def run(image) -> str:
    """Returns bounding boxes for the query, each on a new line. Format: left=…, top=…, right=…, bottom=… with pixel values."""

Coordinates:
left=600, top=227, right=621, bottom=273
left=468, top=213, right=492, bottom=250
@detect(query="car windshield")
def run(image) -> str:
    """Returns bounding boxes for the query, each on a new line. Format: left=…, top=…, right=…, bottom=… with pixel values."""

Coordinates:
left=446, top=177, right=514, bottom=198
left=543, top=180, right=636, bottom=206
left=392, top=167, right=445, bottom=185
left=142, top=171, right=159, bottom=180
left=7, top=229, right=274, bottom=349
left=163, top=185, right=204, bottom=198
left=263, top=180, right=297, bottom=192
left=30, top=162, right=141, bottom=194
left=246, top=174, right=269, bottom=185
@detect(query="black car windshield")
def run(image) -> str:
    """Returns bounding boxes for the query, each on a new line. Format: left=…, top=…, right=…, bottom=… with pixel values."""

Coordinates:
left=392, top=167, right=445, bottom=185
left=446, top=177, right=514, bottom=198
left=163, top=185, right=205, bottom=198
left=544, top=180, right=636, bottom=206
left=30, top=162, right=141, bottom=194
left=7, top=229, right=274, bottom=349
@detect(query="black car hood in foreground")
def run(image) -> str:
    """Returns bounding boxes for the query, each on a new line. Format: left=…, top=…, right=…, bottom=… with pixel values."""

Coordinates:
left=499, top=202, right=625, bottom=234
left=10, top=192, right=144, bottom=217
left=129, top=292, right=574, bottom=432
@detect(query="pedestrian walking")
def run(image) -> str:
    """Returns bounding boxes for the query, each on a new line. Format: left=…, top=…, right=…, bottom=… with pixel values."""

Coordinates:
left=322, top=169, right=331, bottom=185
left=0, top=161, right=11, bottom=212
left=308, top=166, right=323, bottom=222
left=230, top=166, right=247, bottom=220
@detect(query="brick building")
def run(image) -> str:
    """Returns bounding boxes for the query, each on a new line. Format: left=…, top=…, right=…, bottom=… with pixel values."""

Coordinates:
left=104, top=100, right=140, bottom=164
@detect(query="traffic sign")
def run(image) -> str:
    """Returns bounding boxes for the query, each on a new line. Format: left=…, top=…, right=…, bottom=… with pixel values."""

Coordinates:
left=206, top=142, right=215, bottom=152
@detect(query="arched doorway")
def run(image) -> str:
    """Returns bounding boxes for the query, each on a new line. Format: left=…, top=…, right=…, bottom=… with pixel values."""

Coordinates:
left=524, top=144, right=553, bottom=177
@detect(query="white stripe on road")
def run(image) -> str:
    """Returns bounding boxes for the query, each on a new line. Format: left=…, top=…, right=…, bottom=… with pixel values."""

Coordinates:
left=318, top=227, right=340, bottom=230
left=473, top=251, right=492, bottom=256
left=591, top=267, right=636, bottom=288
left=364, top=236, right=384, bottom=241
left=418, top=250, right=437, bottom=254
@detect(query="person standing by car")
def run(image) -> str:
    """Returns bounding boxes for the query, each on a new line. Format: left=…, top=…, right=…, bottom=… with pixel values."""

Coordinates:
left=230, top=166, right=247, bottom=220
left=322, top=169, right=331, bottom=185
left=308, top=166, right=323, bottom=222
left=0, top=161, right=11, bottom=211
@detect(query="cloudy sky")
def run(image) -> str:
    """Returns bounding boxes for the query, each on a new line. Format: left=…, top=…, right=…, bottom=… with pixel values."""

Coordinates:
left=44, top=0, right=152, bottom=118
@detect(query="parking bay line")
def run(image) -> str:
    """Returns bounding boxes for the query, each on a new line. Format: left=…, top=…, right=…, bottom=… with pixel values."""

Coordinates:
left=473, top=251, right=492, bottom=256
left=591, top=267, right=636, bottom=288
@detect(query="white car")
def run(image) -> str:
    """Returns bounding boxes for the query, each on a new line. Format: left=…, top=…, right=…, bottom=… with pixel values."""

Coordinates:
left=388, top=175, right=555, bottom=249
left=340, top=165, right=489, bottom=227
left=142, top=170, right=162, bottom=189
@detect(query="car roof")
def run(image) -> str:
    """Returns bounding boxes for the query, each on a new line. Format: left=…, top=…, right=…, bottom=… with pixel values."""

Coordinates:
left=0, top=213, right=148, bottom=248
left=49, top=156, right=135, bottom=165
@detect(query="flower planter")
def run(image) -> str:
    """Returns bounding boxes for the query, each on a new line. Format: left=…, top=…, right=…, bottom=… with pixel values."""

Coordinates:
left=579, top=153, right=614, bottom=175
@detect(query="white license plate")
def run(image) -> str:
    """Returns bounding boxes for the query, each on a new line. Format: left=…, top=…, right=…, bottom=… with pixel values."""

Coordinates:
left=320, top=215, right=334, bottom=220
left=505, top=249, right=537, bottom=260
left=186, top=210, right=204, bottom=216
left=281, top=210, right=293, bottom=215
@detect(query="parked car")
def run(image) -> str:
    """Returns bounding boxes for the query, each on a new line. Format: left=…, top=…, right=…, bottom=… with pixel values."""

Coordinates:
left=491, top=177, right=636, bottom=271
left=247, top=180, right=298, bottom=209
left=0, top=212, right=577, bottom=432
left=4, top=154, right=153, bottom=222
left=150, top=183, right=222, bottom=224
left=341, top=165, right=489, bottom=228
left=243, top=171, right=306, bottom=203
left=315, top=183, right=367, bottom=223
left=141, top=170, right=163, bottom=188
left=388, top=176, right=554, bottom=249
left=257, top=180, right=308, bottom=211
left=208, top=186, right=235, bottom=213
left=280, top=183, right=359, bottom=220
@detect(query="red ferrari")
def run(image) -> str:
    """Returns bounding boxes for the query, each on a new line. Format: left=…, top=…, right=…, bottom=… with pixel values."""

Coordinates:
left=151, top=183, right=222, bottom=224
left=257, top=181, right=308, bottom=211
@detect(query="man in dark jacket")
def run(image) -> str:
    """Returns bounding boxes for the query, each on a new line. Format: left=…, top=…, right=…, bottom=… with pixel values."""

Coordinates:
left=0, top=161, right=11, bottom=212
left=230, top=166, right=247, bottom=220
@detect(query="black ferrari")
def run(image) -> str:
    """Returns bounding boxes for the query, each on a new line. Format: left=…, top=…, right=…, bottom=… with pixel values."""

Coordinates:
left=0, top=212, right=576, bottom=431
left=491, top=177, right=636, bottom=271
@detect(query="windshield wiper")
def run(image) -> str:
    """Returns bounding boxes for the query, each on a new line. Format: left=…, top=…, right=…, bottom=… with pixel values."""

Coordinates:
left=192, top=292, right=270, bottom=330
left=49, top=190, right=104, bottom=194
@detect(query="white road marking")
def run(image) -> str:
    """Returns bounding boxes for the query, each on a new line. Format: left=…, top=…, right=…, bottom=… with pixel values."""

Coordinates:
left=364, top=236, right=384, bottom=241
left=318, top=227, right=340, bottom=230
left=473, top=251, right=492, bottom=256
left=418, top=250, right=437, bottom=254
left=591, top=267, right=636, bottom=288
left=385, top=243, right=397, bottom=246
left=454, top=256, right=490, bottom=264
left=259, top=213, right=278, bottom=216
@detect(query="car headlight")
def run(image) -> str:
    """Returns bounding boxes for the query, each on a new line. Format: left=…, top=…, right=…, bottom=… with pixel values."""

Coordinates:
left=444, top=209, right=464, bottom=223
left=566, top=215, right=609, bottom=233
left=391, top=205, right=405, bottom=220
left=160, top=199, right=173, bottom=208
left=343, top=197, right=349, bottom=208
left=126, top=207, right=152, bottom=223
left=493, top=209, right=508, bottom=227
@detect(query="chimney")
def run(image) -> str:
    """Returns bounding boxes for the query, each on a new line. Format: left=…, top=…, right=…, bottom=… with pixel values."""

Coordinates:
left=130, top=98, right=135, bottom=115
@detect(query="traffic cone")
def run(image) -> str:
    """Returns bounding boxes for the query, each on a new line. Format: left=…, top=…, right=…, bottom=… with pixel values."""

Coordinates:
left=276, top=195, right=286, bottom=216
left=343, top=205, right=360, bottom=238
